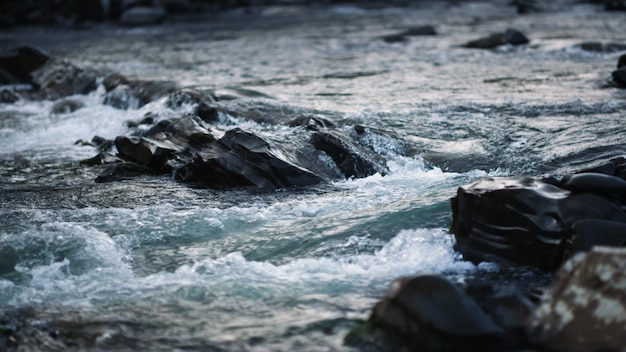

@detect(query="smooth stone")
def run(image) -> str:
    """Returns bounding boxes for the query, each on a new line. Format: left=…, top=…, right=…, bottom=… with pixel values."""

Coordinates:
left=569, top=219, right=626, bottom=253
left=346, top=275, right=510, bottom=352
left=288, top=115, right=335, bottom=131
left=562, top=172, right=626, bottom=194
left=618, top=53, right=626, bottom=69
left=574, top=41, right=626, bottom=53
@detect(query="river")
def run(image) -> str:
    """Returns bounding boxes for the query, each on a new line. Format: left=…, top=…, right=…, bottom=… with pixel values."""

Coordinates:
left=1, top=1, right=626, bottom=350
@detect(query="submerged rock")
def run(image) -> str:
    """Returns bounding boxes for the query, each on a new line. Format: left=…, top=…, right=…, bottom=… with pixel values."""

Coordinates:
left=382, top=25, right=436, bottom=43
left=527, top=247, right=626, bottom=352
left=464, top=29, right=529, bottom=49
left=103, top=73, right=178, bottom=109
left=613, top=67, right=626, bottom=87
left=310, top=131, right=387, bottom=179
left=449, top=175, right=626, bottom=270
left=51, top=98, right=85, bottom=114
left=31, top=58, right=97, bottom=99
left=346, top=274, right=512, bottom=352
left=573, top=41, right=626, bottom=53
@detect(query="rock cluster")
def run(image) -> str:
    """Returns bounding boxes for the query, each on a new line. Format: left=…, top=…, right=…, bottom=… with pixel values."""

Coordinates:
left=347, top=247, right=626, bottom=352
left=450, top=158, right=626, bottom=270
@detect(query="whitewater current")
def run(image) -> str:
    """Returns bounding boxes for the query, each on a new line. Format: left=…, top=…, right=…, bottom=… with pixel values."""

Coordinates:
left=1, top=1, right=626, bottom=350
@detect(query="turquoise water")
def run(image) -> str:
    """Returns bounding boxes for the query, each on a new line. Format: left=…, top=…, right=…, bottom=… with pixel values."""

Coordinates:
left=1, top=1, right=626, bottom=350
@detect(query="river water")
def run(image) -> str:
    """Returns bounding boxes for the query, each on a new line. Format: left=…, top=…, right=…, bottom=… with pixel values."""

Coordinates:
left=1, top=1, right=626, bottom=351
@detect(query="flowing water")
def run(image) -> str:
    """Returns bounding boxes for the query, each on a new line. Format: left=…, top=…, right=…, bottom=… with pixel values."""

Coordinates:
left=1, top=1, right=626, bottom=350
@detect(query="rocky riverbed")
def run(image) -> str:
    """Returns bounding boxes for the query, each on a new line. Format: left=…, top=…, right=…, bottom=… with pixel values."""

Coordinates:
left=1, top=0, right=626, bottom=351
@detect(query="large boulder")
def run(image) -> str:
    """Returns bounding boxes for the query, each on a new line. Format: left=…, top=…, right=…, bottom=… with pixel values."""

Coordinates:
left=527, top=247, right=626, bottom=352
left=345, top=275, right=512, bottom=352
left=449, top=175, right=626, bottom=270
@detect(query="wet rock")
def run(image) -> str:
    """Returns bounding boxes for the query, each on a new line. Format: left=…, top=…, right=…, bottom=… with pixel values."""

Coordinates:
left=618, top=53, right=626, bottom=69
left=193, top=103, right=219, bottom=123
left=0, top=89, right=19, bottom=103
left=95, top=162, right=155, bottom=182
left=176, top=128, right=323, bottom=189
left=382, top=25, right=436, bottom=43
left=80, top=152, right=123, bottom=166
left=573, top=41, right=626, bottom=53
left=449, top=176, right=626, bottom=270
left=115, top=135, right=182, bottom=171
left=288, top=115, right=335, bottom=131
left=568, top=219, right=626, bottom=254
left=513, top=0, right=540, bottom=13
left=126, top=114, right=156, bottom=128
left=0, top=46, right=50, bottom=85
left=345, top=274, right=511, bottom=352
left=612, top=67, right=626, bottom=87
left=310, top=131, right=387, bottom=179
left=103, top=73, right=178, bottom=110
left=464, top=29, right=529, bottom=49
left=605, top=0, right=626, bottom=11
left=165, top=88, right=215, bottom=108
left=51, top=98, right=84, bottom=114
left=31, top=58, right=97, bottom=99
left=119, top=6, right=167, bottom=25
left=527, top=247, right=626, bottom=352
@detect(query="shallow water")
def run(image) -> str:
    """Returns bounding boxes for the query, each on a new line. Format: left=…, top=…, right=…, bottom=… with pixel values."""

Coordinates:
left=1, top=1, right=626, bottom=350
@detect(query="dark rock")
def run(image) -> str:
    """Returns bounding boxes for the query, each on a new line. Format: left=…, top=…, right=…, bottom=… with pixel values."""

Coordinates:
left=569, top=219, right=626, bottom=254
left=194, top=103, right=219, bottom=123
left=115, top=135, right=182, bottom=171
left=80, top=152, right=123, bottom=166
left=95, top=162, right=155, bottom=182
left=382, top=25, right=436, bottom=43
left=618, top=53, right=626, bottom=69
left=562, top=172, right=626, bottom=195
left=382, top=34, right=407, bottom=43
left=465, top=29, right=529, bottom=49
left=51, top=98, right=84, bottom=114
left=574, top=41, right=626, bottom=53
left=576, top=160, right=616, bottom=175
left=288, top=115, right=335, bottom=131
left=176, top=128, right=323, bottom=189
left=126, top=114, right=155, bottom=128
left=449, top=176, right=626, bottom=270
left=119, top=6, right=167, bottom=25
left=513, top=0, right=540, bottom=13
left=605, top=0, right=626, bottom=11
left=353, top=124, right=366, bottom=134
left=527, top=247, right=626, bottom=352
left=0, top=89, right=19, bottom=103
left=31, top=58, right=97, bottom=99
left=612, top=67, right=626, bottom=87
left=165, top=88, right=214, bottom=108
left=0, top=46, right=49, bottom=85
left=345, top=275, right=511, bottom=352
left=310, top=131, right=387, bottom=179
left=103, top=74, right=178, bottom=110
left=90, top=136, right=115, bottom=151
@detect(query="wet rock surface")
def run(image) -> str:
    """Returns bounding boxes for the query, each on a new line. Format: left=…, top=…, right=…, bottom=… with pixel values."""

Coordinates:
left=464, top=28, right=529, bottom=49
left=449, top=157, right=626, bottom=270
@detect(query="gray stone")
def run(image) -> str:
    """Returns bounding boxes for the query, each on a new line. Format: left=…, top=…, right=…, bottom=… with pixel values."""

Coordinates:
left=527, top=247, right=626, bottom=352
